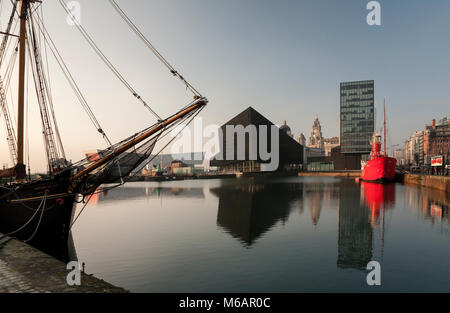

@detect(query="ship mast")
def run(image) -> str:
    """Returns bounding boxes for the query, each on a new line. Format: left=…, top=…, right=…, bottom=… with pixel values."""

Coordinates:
left=16, top=0, right=33, bottom=180
left=383, top=99, right=386, bottom=157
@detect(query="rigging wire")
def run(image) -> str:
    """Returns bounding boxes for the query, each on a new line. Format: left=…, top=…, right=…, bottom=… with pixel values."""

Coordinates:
left=4, top=42, right=18, bottom=90
left=69, top=104, right=204, bottom=227
left=58, top=0, right=162, bottom=121
left=146, top=105, right=204, bottom=168
left=69, top=193, right=93, bottom=230
left=26, top=17, right=62, bottom=170
left=0, top=0, right=17, bottom=66
left=33, top=13, right=112, bottom=146
left=108, top=0, right=202, bottom=98
left=2, top=18, right=19, bottom=69
left=33, top=7, right=66, bottom=159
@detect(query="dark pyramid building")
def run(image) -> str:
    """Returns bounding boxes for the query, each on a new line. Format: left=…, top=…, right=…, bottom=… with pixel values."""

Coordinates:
left=211, top=107, right=303, bottom=172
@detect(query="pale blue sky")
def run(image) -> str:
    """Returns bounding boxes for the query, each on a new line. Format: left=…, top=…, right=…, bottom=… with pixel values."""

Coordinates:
left=0, top=0, right=449, bottom=171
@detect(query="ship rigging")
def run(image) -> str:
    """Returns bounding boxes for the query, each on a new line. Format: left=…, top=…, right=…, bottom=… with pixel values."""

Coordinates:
left=0, top=0, right=208, bottom=259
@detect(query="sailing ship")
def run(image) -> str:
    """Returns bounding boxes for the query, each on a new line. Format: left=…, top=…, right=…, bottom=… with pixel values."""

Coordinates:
left=0, top=0, right=207, bottom=259
left=360, top=101, right=396, bottom=182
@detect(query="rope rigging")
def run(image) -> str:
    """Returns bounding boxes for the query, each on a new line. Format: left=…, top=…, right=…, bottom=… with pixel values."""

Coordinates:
left=38, top=6, right=66, bottom=160
left=68, top=101, right=205, bottom=227
left=0, top=0, right=208, bottom=244
left=32, top=13, right=112, bottom=146
left=0, top=1, right=18, bottom=166
left=0, top=0, right=17, bottom=66
left=108, top=0, right=203, bottom=98
left=58, top=0, right=162, bottom=121
left=27, top=15, right=64, bottom=172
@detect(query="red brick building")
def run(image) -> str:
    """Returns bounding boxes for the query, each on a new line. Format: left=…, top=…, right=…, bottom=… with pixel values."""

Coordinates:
left=424, top=118, right=450, bottom=166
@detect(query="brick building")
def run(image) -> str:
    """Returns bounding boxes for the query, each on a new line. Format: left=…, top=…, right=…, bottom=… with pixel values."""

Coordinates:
left=424, top=117, right=450, bottom=166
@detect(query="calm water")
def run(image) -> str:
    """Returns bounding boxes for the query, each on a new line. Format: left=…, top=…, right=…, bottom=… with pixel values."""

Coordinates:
left=71, top=177, right=450, bottom=292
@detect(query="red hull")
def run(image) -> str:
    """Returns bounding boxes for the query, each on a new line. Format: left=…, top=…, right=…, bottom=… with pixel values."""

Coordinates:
left=361, top=156, right=396, bottom=182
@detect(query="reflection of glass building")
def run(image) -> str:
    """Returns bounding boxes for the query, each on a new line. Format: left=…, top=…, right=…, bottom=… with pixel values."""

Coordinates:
left=337, top=182, right=373, bottom=270
left=340, top=80, right=375, bottom=155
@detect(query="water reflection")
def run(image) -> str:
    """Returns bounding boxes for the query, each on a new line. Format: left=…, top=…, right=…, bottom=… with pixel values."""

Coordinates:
left=304, top=182, right=340, bottom=229
left=88, top=186, right=205, bottom=204
left=337, top=181, right=373, bottom=270
left=361, top=182, right=395, bottom=227
left=211, top=182, right=300, bottom=247
left=403, top=185, right=449, bottom=228
left=71, top=178, right=450, bottom=292
left=211, top=179, right=343, bottom=247
left=85, top=179, right=449, bottom=244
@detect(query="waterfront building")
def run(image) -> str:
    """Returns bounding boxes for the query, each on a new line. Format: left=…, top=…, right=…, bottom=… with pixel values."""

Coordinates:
left=394, top=148, right=406, bottom=166
left=297, top=133, right=306, bottom=146
left=210, top=107, right=304, bottom=173
left=424, top=117, right=449, bottom=166
left=306, top=147, right=325, bottom=158
left=340, top=80, right=375, bottom=156
left=404, top=131, right=424, bottom=166
left=398, top=117, right=449, bottom=168
left=280, top=120, right=293, bottom=138
left=324, top=137, right=340, bottom=156
left=308, top=116, right=325, bottom=152
left=145, top=152, right=205, bottom=168
left=297, top=133, right=307, bottom=166
left=306, top=146, right=362, bottom=172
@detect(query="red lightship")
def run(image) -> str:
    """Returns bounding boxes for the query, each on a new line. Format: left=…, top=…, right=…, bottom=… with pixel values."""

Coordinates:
left=360, top=101, right=397, bottom=182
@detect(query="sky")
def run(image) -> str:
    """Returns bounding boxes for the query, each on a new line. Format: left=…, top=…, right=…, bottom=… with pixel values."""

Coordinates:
left=0, top=0, right=449, bottom=172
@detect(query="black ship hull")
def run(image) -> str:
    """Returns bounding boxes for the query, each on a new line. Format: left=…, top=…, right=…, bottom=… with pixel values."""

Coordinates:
left=0, top=174, right=77, bottom=261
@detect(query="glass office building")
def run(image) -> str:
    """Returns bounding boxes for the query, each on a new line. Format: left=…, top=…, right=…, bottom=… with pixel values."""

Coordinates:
left=340, top=80, right=375, bottom=154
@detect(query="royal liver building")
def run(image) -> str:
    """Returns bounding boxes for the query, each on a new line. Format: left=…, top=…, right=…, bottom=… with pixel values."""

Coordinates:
left=308, top=116, right=325, bottom=150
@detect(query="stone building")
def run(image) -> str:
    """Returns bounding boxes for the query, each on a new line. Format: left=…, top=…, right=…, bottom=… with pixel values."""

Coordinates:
left=324, top=137, right=340, bottom=156
left=297, top=133, right=306, bottom=146
left=424, top=117, right=449, bottom=166
left=400, top=117, right=449, bottom=167
left=404, top=131, right=424, bottom=166
left=308, top=116, right=325, bottom=151
left=297, top=133, right=307, bottom=165
left=280, top=120, right=293, bottom=138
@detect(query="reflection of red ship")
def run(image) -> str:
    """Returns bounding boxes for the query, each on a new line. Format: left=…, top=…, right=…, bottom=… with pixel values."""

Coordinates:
left=361, top=181, right=396, bottom=258
left=361, top=182, right=395, bottom=224
left=361, top=101, right=397, bottom=182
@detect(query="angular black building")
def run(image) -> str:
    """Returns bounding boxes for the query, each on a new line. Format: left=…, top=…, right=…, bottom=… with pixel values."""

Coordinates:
left=211, top=107, right=303, bottom=172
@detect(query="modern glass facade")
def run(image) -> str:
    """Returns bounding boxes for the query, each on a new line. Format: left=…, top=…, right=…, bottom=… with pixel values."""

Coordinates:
left=340, top=80, right=375, bottom=154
